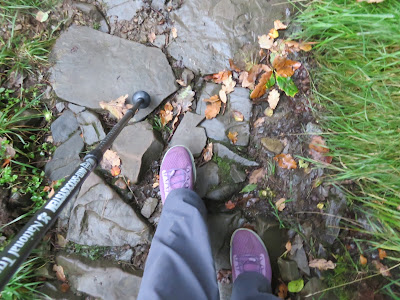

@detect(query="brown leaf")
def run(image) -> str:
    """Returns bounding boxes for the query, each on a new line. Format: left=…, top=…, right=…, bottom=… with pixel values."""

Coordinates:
left=274, top=154, right=297, bottom=169
left=60, top=283, right=70, bottom=293
left=378, top=248, right=387, bottom=260
left=99, top=94, right=132, bottom=120
left=225, top=200, right=236, bottom=210
left=203, top=95, right=220, bottom=103
left=274, top=20, right=288, bottom=30
left=299, top=42, right=312, bottom=52
left=205, top=100, right=222, bottom=119
left=309, top=259, right=336, bottom=271
left=272, top=56, right=302, bottom=78
left=101, top=150, right=121, bottom=170
left=227, top=131, right=238, bottom=144
left=258, top=34, right=274, bottom=49
left=209, top=70, right=232, bottom=84
left=253, top=117, right=265, bottom=128
left=222, top=75, right=236, bottom=94
left=2, top=158, right=10, bottom=168
left=111, top=166, right=121, bottom=177
left=250, top=71, right=272, bottom=99
left=278, top=282, right=288, bottom=299
left=285, top=241, right=292, bottom=252
left=267, top=89, right=280, bottom=110
left=275, top=198, right=286, bottom=211
left=43, top=186, right=51, bottom=192
left=360, top=254, right=368, bottom=265
left=48, top=188, right=55, bottom=198
left=160, top=102, right=174, bottom=126
left=53, top=264, right=67, bottom=282
left=239, top=71, right=254, bottom=89
left=232, top=110, right=244, bottom=122
left=309, top=136, right=329, bottom=153
left=372, top=260, right=391, bottom=277
left=249, top=168, right=266, bottom=184
left=229, top=59, right=241, bottom=72
left=202, top=143, right=213, bottom=162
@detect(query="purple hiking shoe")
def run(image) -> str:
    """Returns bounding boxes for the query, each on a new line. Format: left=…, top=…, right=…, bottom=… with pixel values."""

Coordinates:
left=230, top=228, right=272, bottom=283
left=159, top=145, right=196, bottom=204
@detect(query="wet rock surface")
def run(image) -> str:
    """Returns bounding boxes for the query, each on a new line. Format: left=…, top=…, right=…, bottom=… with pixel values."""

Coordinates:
left=50, top=25, right=177, bottom=120
left=168, top=0, right=288, bottom=73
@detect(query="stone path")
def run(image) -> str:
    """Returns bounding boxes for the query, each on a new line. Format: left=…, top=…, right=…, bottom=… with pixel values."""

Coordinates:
left=42, top=0, right=315, bottom=299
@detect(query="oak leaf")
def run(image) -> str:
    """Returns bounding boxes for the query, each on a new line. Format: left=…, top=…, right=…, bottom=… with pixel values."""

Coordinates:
left=274, top=153, right=297, bottom=169
left=273, top=56, right=301, bottom=78
left=267, top=89, right=280, bottom=110
left=250, top=71, right=272, bottom=99
left=160, top=102, right=174, bottom=126
left=309, top=259, right=336, bottom=271
left=99, top=94, right=132, bottom=120
left=228, top=131, right=238, bottom=144
left=205, top=100, right=221, bottom=119
left=274, top=20, right=287, bottom=30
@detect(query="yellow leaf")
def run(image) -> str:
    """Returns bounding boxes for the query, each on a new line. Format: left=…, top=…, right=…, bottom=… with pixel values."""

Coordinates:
left=227, top=131, right=238, bottom=144
left=268, top=28, right=279, bottom=39
left=111, top=166, right=121, bottom=177
left=317, top=202, right=324, bottom=209
left=264, top=107, right=273, bottom=117
left=275, top=198, right=286, bottom=211
left=267, top=89, right=280, bottom=110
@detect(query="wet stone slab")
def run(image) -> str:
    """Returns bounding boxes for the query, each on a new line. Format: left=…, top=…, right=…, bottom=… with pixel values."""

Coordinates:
left=50, top=25, right=177, bottom=121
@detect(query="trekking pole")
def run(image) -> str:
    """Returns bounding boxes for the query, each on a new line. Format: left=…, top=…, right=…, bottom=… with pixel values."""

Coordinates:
left=0, top=91, right=151, bottom=291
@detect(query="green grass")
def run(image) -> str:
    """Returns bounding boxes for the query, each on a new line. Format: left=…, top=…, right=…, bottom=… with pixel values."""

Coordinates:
left=291, top=0, right=400, bottom=296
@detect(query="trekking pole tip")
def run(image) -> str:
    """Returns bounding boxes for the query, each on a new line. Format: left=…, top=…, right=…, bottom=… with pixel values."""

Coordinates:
left=131, top=91, right=151, bottom=109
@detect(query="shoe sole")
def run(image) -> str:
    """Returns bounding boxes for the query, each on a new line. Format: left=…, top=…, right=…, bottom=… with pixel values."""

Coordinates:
left=161, top=145, right=197, bottom=183
left=229, top=228, right=269, bottom=269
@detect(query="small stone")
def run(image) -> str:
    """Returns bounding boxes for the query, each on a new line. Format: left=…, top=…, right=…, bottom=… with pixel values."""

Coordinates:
left=118, top=248, right=133, bottom=261
left=261, top=137, right=284, bottom=154
left=195, top=162, right=220, bottom=198
left=278, top=258, right=301, bottom=282
left=68, top=103, right=85, bottom=114
left=50, top=110, right=79, bottom=144
left=214, top=143, right=258, bottom=167
left=301, top=278, right=324, bottom=297
left=141, top=197, right=158, bottom=218
left=77, top=111, right=106, bottom=145
left=113, top=121, right=163, bottom=183
left=229, top=165, right=246, bottom=183
left=55, top=102, right=65, bottom=113
left=103, top=0, right=145, bottom=21
left=169, top=112, right=206, bottom=157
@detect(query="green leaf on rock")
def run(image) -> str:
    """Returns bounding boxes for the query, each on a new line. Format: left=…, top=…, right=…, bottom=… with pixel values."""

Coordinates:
left=288, top=278, right=304, bottom=293
left=276, top=75, right=298, bottom=97
left=240, top=184, right=257, bottom=193
left=266, top=74, right=276, bottom=88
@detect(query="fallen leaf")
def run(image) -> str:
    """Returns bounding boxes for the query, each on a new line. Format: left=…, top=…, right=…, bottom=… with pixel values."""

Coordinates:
left=309, top=136, right=329, bottom=153
left=285, top=241, right=292, bottom=252
left=48, top=188, right=55, bottom=198
left=43, top=186, right=51, bottom=192
left=222, top=75, right=236, bottom=94
left=148, top=32, right=156, bottom=43
left=360, top=254, right=368, bottom=265
left=372, top=260, right=391, bottom=277
left=173, top=86, right=195, bottom=113
left=239, top=71, right=254, bottom=89
left=264, top=107, right=274, bottom=117
left=253, top=117, right=265, bottom=127
left=299, top=42, right=312, bottom=52
left=228, top=131, right=238, bottom=144
left=232, top=110, right=244, bottom=122
left=171, top=27, right=178, bottom=39
left=258, top=35, right=274, bottom=49
left=99, top=94, right=132, bottom=120
left=205, top=100, right=222, bottom=119
left=225, top=200, right=236, bottom=210
left=250, top=71, right=272, bottom=99
left=202, top=143, right=213, bottom=162
left=267, top=89, right=280, bottom=110
left=317, top=202, right=324, bottom=210
left=268, top=28, right=279, bottom=39
left=101, top=150, right=121, bottom=170
left=278, top=283, right=288, bottom=299
left=36, top=11, right=49, bottom=23
left=203, top=95, right=220, bottom=103
left=176, top=79, right=186, bottom=86
left=217, top=269, right=232, bottom=284
left=219, top=89, right=227, bottom=103
left=57, top=234, right=68, bottom=248
left=378, top=249, right=387, bottom=260
left=276, top=75, right=299, bottom=97
left=2, top=158, right=10, bottom=168
left=53, top=264, right=66, bottom=282
left=273, top=56, right=302, bottom=78
left=111, top=166, right=121, bottom=177
left=274, top=154, right=297, bottom=169
left=309, top=259, right=336, bottom=271
left=288, top=278, right=304, bottom=293
left=159, top=102, right=174, bottom=126
left=241, top=184, right=257, bottom=193
left=208, top=70, right=232, bottom=84
left=60, top=283, right=70, bottom=293
left=171, top=115, right=180, bottom=130
left=249, top=168, right=266, bottom=184
left=229, top=59, right=241, bottom=72
left=274, top=20, right=288, bottom=30
left=275, top=198, right=286, bottom=211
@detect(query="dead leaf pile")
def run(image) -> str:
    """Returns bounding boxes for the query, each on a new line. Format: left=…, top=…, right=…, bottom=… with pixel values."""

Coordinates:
left=309, top=135, right=333, bottom=164
left=99, top=94, right=132, bottom=120
left=274, top=153, right=297, bottom=169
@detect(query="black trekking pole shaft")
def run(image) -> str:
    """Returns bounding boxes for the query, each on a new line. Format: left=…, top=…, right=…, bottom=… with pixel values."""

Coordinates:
left=0, top=91, right=151, bottom=291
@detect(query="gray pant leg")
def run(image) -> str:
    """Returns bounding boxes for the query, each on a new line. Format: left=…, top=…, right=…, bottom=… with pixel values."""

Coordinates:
left=231, top=272, right=280, bottom=300
left=138, top=188, right=219, bottom=300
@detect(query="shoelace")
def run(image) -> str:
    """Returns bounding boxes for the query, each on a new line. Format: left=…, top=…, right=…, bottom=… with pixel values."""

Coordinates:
left=162, top=167, right=191, bottom=195
left=233, top=254, right=265, bottom=274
